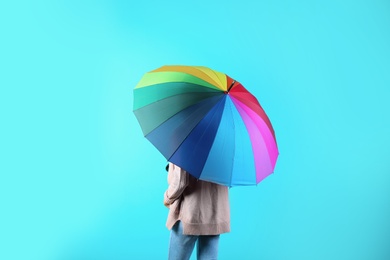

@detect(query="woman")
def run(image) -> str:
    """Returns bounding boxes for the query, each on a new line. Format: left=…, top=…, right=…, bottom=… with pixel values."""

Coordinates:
left=164, top=163, right=230, bottom=260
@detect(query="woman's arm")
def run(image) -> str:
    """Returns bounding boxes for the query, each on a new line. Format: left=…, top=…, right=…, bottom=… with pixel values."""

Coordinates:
left=164, top=163, right=189, bottom=207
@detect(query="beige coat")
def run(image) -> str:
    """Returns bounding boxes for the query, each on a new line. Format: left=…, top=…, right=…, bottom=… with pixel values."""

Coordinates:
left=164, top=163, right=230, bottom=235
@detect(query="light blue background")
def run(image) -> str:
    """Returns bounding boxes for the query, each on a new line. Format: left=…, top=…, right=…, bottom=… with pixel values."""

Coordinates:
left=1, top=1, right=389, bottom=259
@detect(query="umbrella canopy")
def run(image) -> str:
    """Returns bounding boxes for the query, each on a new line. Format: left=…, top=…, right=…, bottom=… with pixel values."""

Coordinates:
left=133, top=65, right=278, bottom=186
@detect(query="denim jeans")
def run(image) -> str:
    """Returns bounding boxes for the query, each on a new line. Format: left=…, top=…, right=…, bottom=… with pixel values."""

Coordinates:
left=168, top=221, right=220, bottom=260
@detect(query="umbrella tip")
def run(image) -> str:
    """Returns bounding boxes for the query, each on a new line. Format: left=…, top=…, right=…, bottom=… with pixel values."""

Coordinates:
left=227, top=80, right=236, bottom=92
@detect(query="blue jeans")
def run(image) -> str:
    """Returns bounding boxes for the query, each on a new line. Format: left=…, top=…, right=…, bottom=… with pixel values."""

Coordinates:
left=168, top=221, right=220, bottom=260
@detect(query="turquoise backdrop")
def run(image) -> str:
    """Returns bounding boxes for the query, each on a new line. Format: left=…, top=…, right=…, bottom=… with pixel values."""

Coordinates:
left=1, top=0, right=389, bottom=259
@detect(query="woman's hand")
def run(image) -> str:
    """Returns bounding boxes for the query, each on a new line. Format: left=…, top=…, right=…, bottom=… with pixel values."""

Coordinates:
left=164, top=199, right=170, bottom=208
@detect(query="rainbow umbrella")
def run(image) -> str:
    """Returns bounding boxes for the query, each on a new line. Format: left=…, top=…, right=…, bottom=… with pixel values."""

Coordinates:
left=133, top=65, right=278, bottom=186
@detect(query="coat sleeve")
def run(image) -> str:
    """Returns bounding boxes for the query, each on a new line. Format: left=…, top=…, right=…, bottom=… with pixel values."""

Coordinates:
left=164, top=163, right=189, bottom=206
